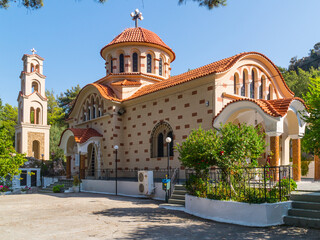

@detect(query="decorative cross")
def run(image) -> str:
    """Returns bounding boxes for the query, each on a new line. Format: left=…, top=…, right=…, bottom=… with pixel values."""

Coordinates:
left=30, top=48, right=37, bottom=55
left=130, top=9, right=143, bottom=28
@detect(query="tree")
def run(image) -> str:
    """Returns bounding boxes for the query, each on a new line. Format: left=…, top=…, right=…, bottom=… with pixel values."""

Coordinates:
left=176, top=123, right=266, bottom=174
left=178, top=0, right=226, bottom=9
left=282, top=68, right=320, bottom=99
left=0, top=0, right=107, bottom=9
left=57, top=84, right=81, bottom=120
left=302, top=77, right=320, bottom=155
left=0, top=127, right=26, bottom=180
left=289, top=42, right=320, bottom=71
left=46, top=89, right=65, bottom=126
left=0, top=102, right=18, bottom=144
left=49, top=124, right=65, bottom=161
left=1, top=0, right=227, bottom=10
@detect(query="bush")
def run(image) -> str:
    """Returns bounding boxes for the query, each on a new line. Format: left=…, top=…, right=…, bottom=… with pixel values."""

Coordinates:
left=52, top=184, right=64, bottom=193
left=73, top=175, right=80, bottom=186
left=301, top=160, right=311, bottom=176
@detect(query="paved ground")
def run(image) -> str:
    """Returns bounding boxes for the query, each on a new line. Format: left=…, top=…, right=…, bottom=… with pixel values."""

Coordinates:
left=0, top=193, right=320, bottom=240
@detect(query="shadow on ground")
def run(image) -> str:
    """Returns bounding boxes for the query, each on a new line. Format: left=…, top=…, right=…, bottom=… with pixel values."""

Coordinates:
left=94, top=206, right=320, bottom=240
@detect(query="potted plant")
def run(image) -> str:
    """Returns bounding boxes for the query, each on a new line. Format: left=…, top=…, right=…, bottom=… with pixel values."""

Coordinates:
left=72, top=175, right=81, bottom=193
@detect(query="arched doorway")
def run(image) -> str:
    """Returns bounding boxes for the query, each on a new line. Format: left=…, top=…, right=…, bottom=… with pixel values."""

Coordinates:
left=32, top=140, right=40, bottom=159
left=87, top=143, right=97, bottom=178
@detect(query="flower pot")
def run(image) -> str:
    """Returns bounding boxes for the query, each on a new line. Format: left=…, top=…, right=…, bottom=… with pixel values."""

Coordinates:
left=21, top=191, right=26, bottom=194
left=73, top=186, right=79, bottom=193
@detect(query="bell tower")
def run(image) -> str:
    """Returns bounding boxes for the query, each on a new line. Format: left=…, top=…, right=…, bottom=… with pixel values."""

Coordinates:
left=15, top=49, right=50, bottom=160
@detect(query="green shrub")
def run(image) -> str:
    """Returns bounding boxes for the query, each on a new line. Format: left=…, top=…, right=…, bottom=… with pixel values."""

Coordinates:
left=52, top=184, right=64, bottom=193
left=301, top=160, right=311, bottom=176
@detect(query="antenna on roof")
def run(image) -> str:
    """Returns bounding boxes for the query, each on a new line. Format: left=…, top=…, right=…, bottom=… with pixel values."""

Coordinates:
left=130, top=9, right=143, bottom=28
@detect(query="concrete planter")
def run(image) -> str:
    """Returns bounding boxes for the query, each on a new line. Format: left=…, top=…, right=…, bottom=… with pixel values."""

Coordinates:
left=185, top=194, right=291, bottom=227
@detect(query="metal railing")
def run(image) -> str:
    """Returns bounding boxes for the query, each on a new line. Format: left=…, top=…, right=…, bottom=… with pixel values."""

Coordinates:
left=185, top=165, right=292, bottom=203
left=169, top=168, right=179, bottom=198
left=81, top=168, right=176, bottom=182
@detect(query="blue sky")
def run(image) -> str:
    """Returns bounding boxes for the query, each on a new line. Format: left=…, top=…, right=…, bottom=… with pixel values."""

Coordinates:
left=1, top=0, right=319, bottom=107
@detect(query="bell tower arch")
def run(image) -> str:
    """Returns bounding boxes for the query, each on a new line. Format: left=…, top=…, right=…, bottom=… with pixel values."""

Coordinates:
left=15, top=49, right=50, bottom=160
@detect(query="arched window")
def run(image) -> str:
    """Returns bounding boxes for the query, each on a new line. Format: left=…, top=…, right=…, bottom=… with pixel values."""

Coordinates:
left=159, top=58, right=163, bottom=76
left=32, top=82, right=39, bottom=93
left=35, top=65, right=39, bottom=72
left=167, top=131, right=174, bottom=157
left=151, top=122, right=173, bottom=158
left=119, top=54, right=124, bottom=73
left=250, top=70, right=255, bottom=98
left=147, top=54, right=152, bottom=73
left=83, top=112, right=87, bottom=122
left=110, top=59, right=113, bottom=73
left=30, top=63, right=34, bottom=72
left=241, top=71, right=246, bottom=96
left=157, top=133, right=164, bottom=157
left=234, top=74, right=238, bottom=94
left=36, top=108, right=40, bottom=124
left=132, top=53, right=138, bottom=72
left=267, top=85, right=271, bottom=100
left=98, top=108, right=101, bottom=118
left=30, top=107, right=35, bottom=124
left=88, top=108, right=91, bottom=121
left=92, top=105, right=96, bottom=119
left=259, top=77, right=264, bottom=99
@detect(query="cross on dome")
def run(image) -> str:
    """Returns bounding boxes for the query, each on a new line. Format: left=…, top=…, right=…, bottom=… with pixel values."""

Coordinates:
left=130, top=9, right=143, bottom=28
left=30, top=48, right=37, bottom=55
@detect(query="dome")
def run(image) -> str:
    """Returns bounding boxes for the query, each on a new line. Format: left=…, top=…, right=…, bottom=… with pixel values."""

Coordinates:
left=100, top=27, right=175, bottom=62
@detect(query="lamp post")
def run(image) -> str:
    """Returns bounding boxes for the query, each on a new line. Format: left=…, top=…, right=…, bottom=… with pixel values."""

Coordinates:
left=114, top=145, right=119, bottom=196
left=166, top=137, right=172, bottom=179
left=41, top=154, right=44, bottom=187
left=78, top=151, right=81, bottom=193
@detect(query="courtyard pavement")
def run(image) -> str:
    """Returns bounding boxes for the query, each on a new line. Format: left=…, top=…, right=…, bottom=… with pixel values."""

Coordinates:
left=0, top=192, right=319, bottom=240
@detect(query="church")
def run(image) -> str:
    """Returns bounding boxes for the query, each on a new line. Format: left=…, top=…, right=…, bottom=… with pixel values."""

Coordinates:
left=58, top=14, right=307, bottom=181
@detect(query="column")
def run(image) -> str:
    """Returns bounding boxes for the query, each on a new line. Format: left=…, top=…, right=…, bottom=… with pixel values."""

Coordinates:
left=270, top=136, right=280, bottom=166
left=80, top=154, right=86, bottom=179
left=315, top=155, right=320, bottom=181
left=292, top=138, right=301, bottom=181
left=66, top=156, right=71, bottom=179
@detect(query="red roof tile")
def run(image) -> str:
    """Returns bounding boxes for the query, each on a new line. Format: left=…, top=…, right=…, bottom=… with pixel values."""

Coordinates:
left=111, top=79, right=142, bottom=86
left=125, top=52, right=294, bottom=100
left=100, top=27, right=175, bottom=61
left=214, top=97, right=306, bottom=122
left=59, top=128, right=103, bottom=145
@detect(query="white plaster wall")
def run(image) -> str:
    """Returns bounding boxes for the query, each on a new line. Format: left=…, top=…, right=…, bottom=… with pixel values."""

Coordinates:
left=81, top=180, right=166, bottom=200
left=43, top=177, right=59, bottom=188
left=185, top=194, right=291, bottom=227
left=12, top=168, right=41, bottom=189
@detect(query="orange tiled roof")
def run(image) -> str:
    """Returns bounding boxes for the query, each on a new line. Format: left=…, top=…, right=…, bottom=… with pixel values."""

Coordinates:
left=111, top=79, right=142, bottom=86
left=214, top=97, right=306, bottom=121
left=125, top=52, right=294, bottom=100
left=100, top=27, right=175, bottom=61
left=59, top=128, right=103, bottom=145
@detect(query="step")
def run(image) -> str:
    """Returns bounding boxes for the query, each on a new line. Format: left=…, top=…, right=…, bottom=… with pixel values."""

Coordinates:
left=290, top=192, right=320, bottom=203
left=174, top=185, right=186, bottom=191
left=172, top=190, right=186, bottom=195
left=168, top=198, right=185, bottom=205
left=170, top=194, right=186, bottom=200
left=292, top=201, right=320, bottom=211
left=284, top=216, right=320, bottom=229
left=288, top=208, right=320, bottom=219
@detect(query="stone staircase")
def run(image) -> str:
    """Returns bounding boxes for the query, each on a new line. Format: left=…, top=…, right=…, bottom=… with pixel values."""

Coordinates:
left=39, top=179, right=73, bottom=193
left=284, top=191, right=320, bottom=229
left=168, top=185, right=186, bottom=206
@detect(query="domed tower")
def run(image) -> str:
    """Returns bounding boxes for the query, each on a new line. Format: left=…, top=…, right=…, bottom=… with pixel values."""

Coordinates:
left=98, top=12, right=175, bottom=99
left=15, top=49, right=50, bottom=160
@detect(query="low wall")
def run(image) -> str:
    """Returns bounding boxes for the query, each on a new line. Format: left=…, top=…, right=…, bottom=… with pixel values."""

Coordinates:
left=81, top=180, right=166, bottom=201
left=43, top=177, right=59, bottom=188
left=185, top=194, right=291, bottom=227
